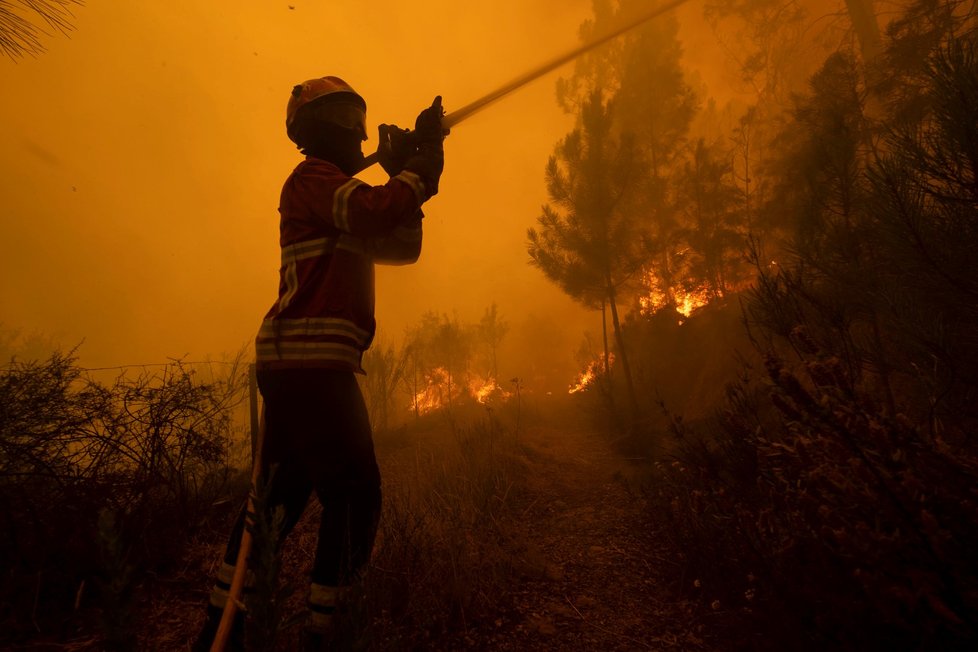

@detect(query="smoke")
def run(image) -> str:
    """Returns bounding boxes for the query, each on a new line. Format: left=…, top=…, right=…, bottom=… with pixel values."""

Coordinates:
left=2, top=0, right=774, bottom=393
left=0, top=0, right=597, bottom=374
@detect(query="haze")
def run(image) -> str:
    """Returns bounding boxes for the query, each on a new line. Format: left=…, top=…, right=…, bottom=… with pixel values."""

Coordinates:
left=0, top=0, right=628, bottom=378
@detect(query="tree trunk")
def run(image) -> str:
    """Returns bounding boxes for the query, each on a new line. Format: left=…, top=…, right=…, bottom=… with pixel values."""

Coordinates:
left=844, top=0, right=885, bottom=117
left=843, top=0, right=883, bottom=66
left=413, top=359, right=419, bottom=420
left=606, top=278, right=640, bottom=425
left=601, top=299, right=610, bottom=375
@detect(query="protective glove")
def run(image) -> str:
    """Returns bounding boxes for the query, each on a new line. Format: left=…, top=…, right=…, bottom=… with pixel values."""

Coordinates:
left=413, top=96, right=447, bottom=145
left=377, top=123, right=415, bottom=176
left=404, top=140, right=444, bottom=199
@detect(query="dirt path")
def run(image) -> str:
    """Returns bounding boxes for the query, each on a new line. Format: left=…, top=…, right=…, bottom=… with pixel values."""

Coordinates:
left=460, top=422, right=710, bottom=651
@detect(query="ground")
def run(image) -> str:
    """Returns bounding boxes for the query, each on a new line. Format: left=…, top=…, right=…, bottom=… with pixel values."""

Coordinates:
left=130, top=410, right=712, bottom=651
left=458, top=423, right=710, bottom=651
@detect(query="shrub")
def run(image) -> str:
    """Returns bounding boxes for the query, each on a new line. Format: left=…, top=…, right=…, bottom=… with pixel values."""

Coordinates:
left=0, top=351, right=247, bottom=642
left=332, top=416, right=528, bottom=650
left=652, top=336, right=978, bottom=650
left=647, top=25, right=978, bottom=651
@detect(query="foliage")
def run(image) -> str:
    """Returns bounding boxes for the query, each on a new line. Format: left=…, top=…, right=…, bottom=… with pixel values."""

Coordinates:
left=529, top=90, right=644, bottom=419
left=647, top=17, right=978, bottom=651
left=476, top=302, right=509, bottom=379
left=0, top=323, right=62, bottom=361
left=529, top=90, right=644, bottom=308
left=652, top=337, right=978, bottom=650
left=361, top=337, right=410, bottom=431
left=97, top=508, right=135, bottom=651
left=0, top=0, right=83, bottom=60
left=553, top=1, right=700, bottom=298
left=403, top=312, right=474, bottom=414
left=0, top=351, right=247, bottom=642
left=671, top=137, right=753, bottom=300
left=361, top=308, right=514, bottom=427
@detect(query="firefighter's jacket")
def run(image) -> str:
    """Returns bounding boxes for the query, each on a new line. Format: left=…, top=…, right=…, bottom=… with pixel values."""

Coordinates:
left=255, top=157, right=427, bottom=373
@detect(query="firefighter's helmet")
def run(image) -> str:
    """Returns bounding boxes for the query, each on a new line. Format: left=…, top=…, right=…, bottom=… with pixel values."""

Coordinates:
left=286, top=76, right=367, bottom=144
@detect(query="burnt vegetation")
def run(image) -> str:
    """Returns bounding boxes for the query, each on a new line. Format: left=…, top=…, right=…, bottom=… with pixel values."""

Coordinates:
left=3, top=0, right=978, bottom=650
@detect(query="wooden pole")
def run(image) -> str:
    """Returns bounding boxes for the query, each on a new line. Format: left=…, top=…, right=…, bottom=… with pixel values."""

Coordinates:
left=211, top=375, right=265, bottom=652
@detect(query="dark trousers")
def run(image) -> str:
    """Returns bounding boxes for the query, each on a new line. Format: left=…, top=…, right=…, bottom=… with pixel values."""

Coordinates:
left=221, top=368, right=381, bottom=587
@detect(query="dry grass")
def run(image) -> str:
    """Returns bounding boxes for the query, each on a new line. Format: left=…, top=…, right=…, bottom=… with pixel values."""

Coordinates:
left=191, top=405, right=534, bottom=651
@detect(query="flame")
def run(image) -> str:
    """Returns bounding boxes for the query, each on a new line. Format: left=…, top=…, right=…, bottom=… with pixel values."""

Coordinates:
left=411, top=367, right=449, bottom=415
left=675, top=287, right=711, bottom=318
left=468, top=375, right=510, bottom=404
left=640, top=270, right=713, bottom=321
left=410, top=369, right=511, bottom=414
left=569, top=367, right=595, bottom=394
left=569, top=354, right=614, bottom=394
left=638, top=286, right=669, bottom=315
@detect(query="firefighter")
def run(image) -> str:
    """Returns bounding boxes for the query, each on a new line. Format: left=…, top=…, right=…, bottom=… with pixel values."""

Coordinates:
left=193, top=76, right=445, bottom=651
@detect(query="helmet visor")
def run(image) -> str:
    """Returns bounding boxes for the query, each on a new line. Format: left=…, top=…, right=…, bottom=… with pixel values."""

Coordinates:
left=312, top=100, right=368, bottom=141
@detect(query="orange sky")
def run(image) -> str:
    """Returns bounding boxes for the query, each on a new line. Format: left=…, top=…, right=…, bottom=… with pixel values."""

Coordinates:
left=0, top=0, right=752, bottom=382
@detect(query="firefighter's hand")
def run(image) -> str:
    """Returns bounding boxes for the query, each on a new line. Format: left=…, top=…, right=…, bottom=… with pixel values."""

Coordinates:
left=377, top=124, right=415, bottom=176
left=404, top=140, right=444, bottom=199
left=414, top=96, right=447, bottom=144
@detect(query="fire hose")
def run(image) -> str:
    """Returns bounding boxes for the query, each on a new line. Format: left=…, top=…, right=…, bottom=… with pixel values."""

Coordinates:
left=210, top=1, right=692, bottom=649
left=358, top=0, right=693, bottom=172
left=210, top=409, right=263, bottom=652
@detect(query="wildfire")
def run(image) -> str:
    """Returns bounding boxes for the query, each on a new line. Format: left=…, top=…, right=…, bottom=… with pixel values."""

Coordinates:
left=569, top=367, right=595, bottom=394
left=639, top=271, right=713, bottom=321
left=569, top=354, right=614, bottom=394
left=410, top=368, right=510, bottom=415
left=411, top=367, right=449, bottom=415
left=468, top=375, right=510, bottom=404
left=639, top=286, right=669, bottom=315
left=675, top=287, right=712, bottom=318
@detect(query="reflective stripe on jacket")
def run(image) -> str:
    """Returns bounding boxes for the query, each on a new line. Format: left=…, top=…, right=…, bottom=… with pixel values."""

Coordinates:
left=256, top=157, right=424, bottom=372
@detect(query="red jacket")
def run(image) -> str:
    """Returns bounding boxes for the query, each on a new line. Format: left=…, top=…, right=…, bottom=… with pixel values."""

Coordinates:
left=255, top=157, right=426, bottom=372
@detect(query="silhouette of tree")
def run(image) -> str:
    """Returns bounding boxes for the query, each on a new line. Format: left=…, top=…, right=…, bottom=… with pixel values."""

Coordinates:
left=360, top=338, right=409, bottom=431
left=528, top=90, right=642, bottom=418
left=403, top=311, right=473, bottom=412
left=752, top=50, right=883, bottom=389
left=559, top=1, right=703, bottom=307
left=477, top=303, right=508, bottom=380
left=673, top=138, right=752, bottom=300
left=867, top=28, right=978, bottom=427
left=0, top=0, right=83, bottom=60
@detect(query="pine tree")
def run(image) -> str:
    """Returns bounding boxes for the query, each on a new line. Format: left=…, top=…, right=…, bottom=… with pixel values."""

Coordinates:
left=673, top=138, right=752, bottom=300
left=528, top=90, right=643, bottom=419
left=0, top=0, right=83, bottom=60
